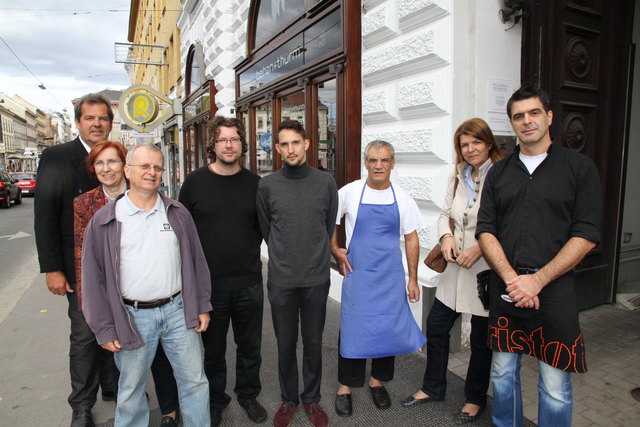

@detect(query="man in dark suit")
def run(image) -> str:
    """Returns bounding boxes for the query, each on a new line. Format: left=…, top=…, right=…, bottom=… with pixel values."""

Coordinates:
left=35, top=93, right=113, bottom=427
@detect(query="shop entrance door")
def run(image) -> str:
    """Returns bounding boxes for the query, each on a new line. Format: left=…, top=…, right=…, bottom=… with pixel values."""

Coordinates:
left=521, top=0, right=635, bottom=307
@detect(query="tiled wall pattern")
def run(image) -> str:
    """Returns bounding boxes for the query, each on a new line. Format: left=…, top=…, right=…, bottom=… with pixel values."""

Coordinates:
left=361, top=0, right=452, bottom=279
left=178, top=0, right=250, bottom=116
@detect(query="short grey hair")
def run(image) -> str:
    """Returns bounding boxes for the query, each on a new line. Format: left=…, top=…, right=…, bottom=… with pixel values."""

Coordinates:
left=363, top=140, right=395, bottom=161
left=126, top=143, right=164, bottom=164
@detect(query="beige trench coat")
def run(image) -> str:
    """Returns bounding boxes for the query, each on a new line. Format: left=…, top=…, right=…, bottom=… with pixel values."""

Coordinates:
left=434, top=159, right=493, bottom=317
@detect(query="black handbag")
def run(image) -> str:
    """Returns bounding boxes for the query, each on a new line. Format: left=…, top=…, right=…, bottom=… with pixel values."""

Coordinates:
left=476, top=270, right=491, bottom=310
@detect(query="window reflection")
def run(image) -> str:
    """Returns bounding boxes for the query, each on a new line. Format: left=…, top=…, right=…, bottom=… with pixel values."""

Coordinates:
left=256, top=103, right=273, bottom=176
left=317, top=79, right=336, bottom=176
left=280, top=92, right=305, bottom=124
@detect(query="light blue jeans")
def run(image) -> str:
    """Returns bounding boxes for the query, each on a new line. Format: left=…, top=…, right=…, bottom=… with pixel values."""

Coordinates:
left=114, top=294, right=210, bottom=427
left=491, top=351, right=572, bottom=427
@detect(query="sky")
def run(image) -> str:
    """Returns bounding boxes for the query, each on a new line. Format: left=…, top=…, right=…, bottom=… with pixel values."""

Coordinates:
left=0, top=1, right=131, bottom=113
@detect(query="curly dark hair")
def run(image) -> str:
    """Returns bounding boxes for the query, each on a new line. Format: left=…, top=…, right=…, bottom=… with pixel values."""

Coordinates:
left=206, top=116, right=248, bottom=161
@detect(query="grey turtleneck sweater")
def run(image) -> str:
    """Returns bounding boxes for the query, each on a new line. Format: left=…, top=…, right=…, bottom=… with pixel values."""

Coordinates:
left=256, top=161, right=338, bottom=288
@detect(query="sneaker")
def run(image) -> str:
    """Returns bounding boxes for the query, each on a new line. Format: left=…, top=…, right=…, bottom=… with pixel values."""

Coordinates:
left=303, top=402, right=328, bottom=427
left=273, top=402, right=297, bottom=427
left=239, top=398, right=267, bottom=423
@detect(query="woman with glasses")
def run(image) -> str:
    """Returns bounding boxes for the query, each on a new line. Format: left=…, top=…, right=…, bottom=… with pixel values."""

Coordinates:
left=73, top=140, right=180, bottom=426
left=402, top=119, right=502, bottom=424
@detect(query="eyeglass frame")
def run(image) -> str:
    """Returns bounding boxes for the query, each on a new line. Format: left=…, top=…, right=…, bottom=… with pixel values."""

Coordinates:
left=127, top=163, right=165, bottom=173
left=94, top=159, right=122, bottom=169
left=215, top=137, right=242, bottom=144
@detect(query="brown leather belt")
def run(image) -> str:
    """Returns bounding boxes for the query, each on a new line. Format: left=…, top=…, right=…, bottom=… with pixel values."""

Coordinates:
left=122, top=291, right=181, bottom=309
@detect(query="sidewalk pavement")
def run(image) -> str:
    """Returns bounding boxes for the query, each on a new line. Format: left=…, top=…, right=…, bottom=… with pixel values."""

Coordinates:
left=1, top=267, right=638, bottom=426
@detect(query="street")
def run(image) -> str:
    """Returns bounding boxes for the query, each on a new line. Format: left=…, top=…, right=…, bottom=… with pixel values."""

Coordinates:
left=1, top=199, right=638, bottom=426
left=0, top=197, right=38, bottom=295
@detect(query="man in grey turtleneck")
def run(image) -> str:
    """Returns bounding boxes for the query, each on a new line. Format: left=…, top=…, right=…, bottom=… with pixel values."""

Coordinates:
left=256, top=120, right=338, bottom=427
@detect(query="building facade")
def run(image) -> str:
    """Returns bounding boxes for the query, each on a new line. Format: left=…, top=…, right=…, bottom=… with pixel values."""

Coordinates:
left=126, top=0, right=183, bottom=197
left=170, top=0, right=640, bottom=346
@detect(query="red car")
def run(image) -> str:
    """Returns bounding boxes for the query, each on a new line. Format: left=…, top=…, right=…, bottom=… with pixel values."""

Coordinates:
left=10, top=172, right=37, bottom=196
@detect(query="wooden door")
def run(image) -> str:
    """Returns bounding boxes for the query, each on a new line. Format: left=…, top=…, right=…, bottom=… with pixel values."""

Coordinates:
left=521, top=0, right=635, bottom=308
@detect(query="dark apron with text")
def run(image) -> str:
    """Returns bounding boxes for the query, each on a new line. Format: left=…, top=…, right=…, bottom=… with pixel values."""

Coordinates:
left=488, top=270, right=586, bottom=373
left=339, top=184, right=426, bottom=359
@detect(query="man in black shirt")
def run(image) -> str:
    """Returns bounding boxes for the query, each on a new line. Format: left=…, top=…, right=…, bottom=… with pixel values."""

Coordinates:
left=476, top=86, right=600, bottom=427
left=179, top=116, right=266, bottom=426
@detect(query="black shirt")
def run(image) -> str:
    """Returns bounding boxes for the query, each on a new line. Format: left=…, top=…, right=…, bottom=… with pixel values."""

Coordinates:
left=476, top=143, right=601, bottom=269
left=179, top=166, right=262, bottom=293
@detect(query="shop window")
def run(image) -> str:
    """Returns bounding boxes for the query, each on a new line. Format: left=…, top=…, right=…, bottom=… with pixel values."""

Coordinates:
left=255, top=102, right=273, bottom=176
left=238, top=0, right=360, bottom=188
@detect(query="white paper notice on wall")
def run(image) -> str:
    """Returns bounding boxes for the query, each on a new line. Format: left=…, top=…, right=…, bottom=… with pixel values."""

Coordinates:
left=487, top=78, right=513, bottom=133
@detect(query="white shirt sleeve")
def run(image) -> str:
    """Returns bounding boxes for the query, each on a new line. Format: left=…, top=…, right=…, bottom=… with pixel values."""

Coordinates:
left=395, top=185, right=425, bottom=236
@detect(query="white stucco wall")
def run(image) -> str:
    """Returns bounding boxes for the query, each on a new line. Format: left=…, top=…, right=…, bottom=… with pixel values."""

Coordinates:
left=178, top=0, right=250, bottom=115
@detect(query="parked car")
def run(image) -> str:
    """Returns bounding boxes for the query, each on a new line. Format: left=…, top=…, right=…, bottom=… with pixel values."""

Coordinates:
left=0, top=170, right=22, bottom=208
left=10, top=172, right=37, bottom=196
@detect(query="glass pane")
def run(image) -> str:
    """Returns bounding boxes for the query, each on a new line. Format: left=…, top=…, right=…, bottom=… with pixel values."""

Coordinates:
left=240, top=112, right=251, bottom=169
left=256, top=104, right=273, bottom=176
left=199, top=122, right=208, bottom=168
left=280, top=91, right=305, bottom=124
left=317, top=79, right=336, bottom=176
left=188, top=128, right=196, bottom=173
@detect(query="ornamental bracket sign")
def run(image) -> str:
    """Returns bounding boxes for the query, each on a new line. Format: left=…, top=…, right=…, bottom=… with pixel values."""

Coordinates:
left=119, top=85, right=174, bottom=133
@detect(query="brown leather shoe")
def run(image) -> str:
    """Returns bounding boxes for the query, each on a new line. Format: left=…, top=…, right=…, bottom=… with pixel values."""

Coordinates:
left=303, top=402, right=328, bottom=427
left=273, top=402, right=296, bottom=427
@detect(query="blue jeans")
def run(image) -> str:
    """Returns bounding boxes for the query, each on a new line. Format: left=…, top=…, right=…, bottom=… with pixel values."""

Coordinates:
left=491, top=351, right=572, bottom=427
left=114, top=294, right=210, bottom=427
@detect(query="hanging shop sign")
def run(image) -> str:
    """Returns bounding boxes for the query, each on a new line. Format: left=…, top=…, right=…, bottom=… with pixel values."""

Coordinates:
left=120, top=85, right=174, bottom=132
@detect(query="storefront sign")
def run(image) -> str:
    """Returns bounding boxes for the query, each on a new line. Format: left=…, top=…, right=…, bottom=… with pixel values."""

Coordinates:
left=239, top=9, right=341, bottom=97
left=119, top=85, right=174, bottom=132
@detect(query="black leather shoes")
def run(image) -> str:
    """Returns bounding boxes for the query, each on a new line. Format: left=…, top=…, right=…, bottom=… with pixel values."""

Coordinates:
left=369, top=386, right=391, bottom=409
left=454, top=407, right=484, bottom=424
left=70, top=409, right=94, bottom=427
left=334, top=394, right=353, bottom=417
left=401, top=394, right=442, bottom=407
left=239, top=398, right=268, bottom=423
left=210, top=407, right=223, bottom=427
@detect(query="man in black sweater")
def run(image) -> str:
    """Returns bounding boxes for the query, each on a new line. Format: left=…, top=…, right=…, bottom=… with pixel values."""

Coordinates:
left=179, top=116, right=266, bottom=426
left=256, top=120, right=338, bottom=427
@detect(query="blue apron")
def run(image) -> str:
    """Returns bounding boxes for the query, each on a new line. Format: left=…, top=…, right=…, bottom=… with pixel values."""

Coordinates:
left=339, top=183, right=426, bottom=359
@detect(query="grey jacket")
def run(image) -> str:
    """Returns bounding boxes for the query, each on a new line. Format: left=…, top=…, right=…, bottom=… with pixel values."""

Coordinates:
left=81, top=193, right=212, bottom=349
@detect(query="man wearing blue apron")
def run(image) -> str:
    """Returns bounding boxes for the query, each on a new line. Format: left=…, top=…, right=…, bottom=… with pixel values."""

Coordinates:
left=331, top=140, right=426, bottom=417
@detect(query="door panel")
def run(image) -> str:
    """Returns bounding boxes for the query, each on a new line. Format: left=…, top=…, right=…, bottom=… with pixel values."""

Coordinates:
left=522, top=0, right=635, bottom=308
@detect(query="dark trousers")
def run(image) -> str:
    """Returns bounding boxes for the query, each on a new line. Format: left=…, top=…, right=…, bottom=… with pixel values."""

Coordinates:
left=337, top=339, right=395, bottom=387
left=268, top=281, right=330, bottom=406
left=421, top=298, right=492, bottom=407
left=201, top=282, right=264, bottom=409
left=67, top=283, right=114, bottom=410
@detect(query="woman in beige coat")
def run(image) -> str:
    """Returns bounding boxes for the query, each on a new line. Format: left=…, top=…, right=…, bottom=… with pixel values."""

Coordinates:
left=403, top=118, right=502, bottom=424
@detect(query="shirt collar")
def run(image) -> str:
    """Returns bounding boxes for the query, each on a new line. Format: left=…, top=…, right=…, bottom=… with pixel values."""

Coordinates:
left=121, top=190, right=162, bottom=216
left=78, top=136, right=91, bottom=153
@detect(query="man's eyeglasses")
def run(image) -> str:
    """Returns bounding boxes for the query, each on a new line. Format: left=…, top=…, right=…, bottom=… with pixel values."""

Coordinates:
left=215, top=137, right=242, bottom=144
left=366, top=157, right=393, bottom=165
left=94, top=159, right=122, bottom=169
left=128, top=164, right=165, bottom=173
